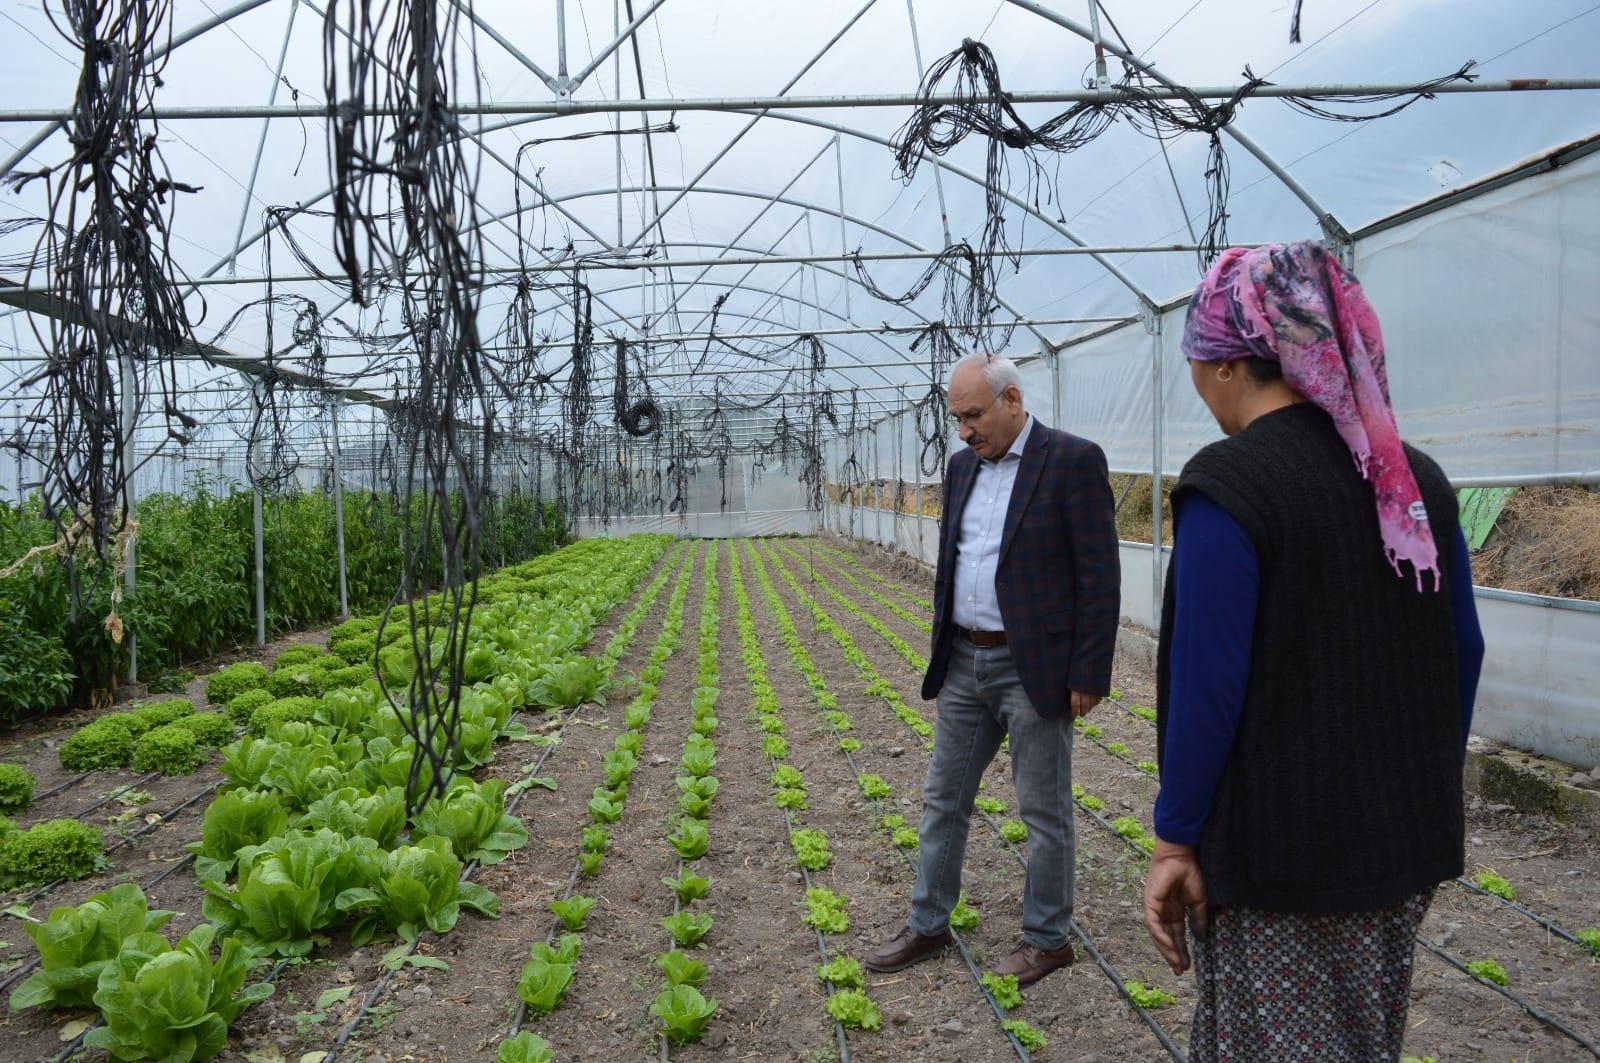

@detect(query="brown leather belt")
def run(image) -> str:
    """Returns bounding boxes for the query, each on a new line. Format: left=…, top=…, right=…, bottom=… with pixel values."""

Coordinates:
left=956, top=625, right=1007, bottom=648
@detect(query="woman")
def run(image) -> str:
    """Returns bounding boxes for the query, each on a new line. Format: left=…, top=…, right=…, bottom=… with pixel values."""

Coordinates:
left=1143, top=242, right=1485, bottom=1062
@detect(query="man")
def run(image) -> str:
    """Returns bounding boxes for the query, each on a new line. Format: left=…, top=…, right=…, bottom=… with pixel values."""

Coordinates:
left=864, top=353, right=1121, bottom=986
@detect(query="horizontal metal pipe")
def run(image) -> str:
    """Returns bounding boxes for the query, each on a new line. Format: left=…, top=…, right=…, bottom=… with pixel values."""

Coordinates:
left=0, top=244, right=1250, bottom=295
left=2, top=78, right=1593, bottom=122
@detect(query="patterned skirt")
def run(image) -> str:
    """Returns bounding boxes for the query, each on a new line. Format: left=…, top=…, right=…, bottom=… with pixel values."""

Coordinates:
left=1188, top=889, right=1435, bottom=1063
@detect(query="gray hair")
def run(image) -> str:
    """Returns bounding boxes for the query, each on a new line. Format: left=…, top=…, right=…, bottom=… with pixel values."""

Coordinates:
left=948, top=353, right=1023, bottom=398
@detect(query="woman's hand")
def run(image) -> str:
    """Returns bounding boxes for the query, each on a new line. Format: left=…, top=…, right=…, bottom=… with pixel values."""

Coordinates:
left=1142, top=839, right=1208, bottom=976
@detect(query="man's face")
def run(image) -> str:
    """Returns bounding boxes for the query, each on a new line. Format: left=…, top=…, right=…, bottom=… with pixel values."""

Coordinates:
left=948, top=364, right=1019, bottom=461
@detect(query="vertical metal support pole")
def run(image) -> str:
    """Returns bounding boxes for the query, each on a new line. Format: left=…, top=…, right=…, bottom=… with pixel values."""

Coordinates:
left=872, top=419, right=882, bottom=546
left=118, top=357, right=137, bottom=684
left=894, top=387, right=904, bottom=552
left=556, top=0, right=568, bottom=78
left=613, top=0, right=624, bottom=246
left=1146, top=305, right=1165, bottom=630
left=12, top=401, right=23, bottom=504
left=226, top=0, right=299, bottom=275
left=835, top=137, right=851, bottom=318
left=249, top=383, right=266, bottom=646
left=329, top=399, right=349, bottom=617
left=904, top=0, right=954, bottom=247
left=1086, top=0, right=1111, bottom=89
left=1050, top=347, right=1061, bottom=428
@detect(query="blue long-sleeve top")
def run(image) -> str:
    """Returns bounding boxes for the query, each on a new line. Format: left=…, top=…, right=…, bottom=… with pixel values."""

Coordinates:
left=1153, top=493, right=1487, bottom=847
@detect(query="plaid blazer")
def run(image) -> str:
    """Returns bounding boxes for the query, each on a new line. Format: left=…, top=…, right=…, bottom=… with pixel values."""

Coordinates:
left=922, top=420, right=1121, bottom=715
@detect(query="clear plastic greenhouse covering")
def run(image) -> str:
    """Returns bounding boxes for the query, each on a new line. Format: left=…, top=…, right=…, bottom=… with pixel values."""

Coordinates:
left=0, top=0, right=1597, bottom=764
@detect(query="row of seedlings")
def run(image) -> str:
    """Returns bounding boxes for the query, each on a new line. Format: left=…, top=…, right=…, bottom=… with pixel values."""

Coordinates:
left=799, top=542, right=933, bottom=635
left=322, top=536, right=681, bottom=1060
left=778, top=543, right=929, bottom=677
left=500, top=541, right=699, bottom=1062
left=816, top=539, right=1600, bottom=1059
left=727, top=541, right=875, bottom=1052
left=651, top=541, right=724, bottom=1053
left=810, top=540, right=935, bottom=612
left=741, top=542, right=1036, bottom=1060
left=9, top=536, right=670, bottom=1062
left=756, top=542, right=1051, bottom=1053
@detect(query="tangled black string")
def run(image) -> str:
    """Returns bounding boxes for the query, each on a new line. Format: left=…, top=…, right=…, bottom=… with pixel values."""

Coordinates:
left=7, top=0, right=204, bottom=608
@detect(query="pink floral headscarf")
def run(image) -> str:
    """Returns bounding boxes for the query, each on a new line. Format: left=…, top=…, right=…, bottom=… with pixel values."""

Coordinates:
left=1180, top=241, right=1440, bottom=589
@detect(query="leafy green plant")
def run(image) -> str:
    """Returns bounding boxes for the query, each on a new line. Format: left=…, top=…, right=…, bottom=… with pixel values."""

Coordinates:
left=1473, top=871, right=1517, bottom=902
left=836, top=737, right=861, bottom=752
left=250, top=695, right=320, bottom=737
left=531, top=933, right=581, bottom=966
left=83, top=923, right=274, bottom=1063
left=529, top=655, right=607, bottom=709
left=1111, top=817, right=1145, bottom=841
left=857, top=773, right=892, bottom=799
left=273, top=646, right=324, bottom=671
left=980, top=971, right=1022, bottom=1010
left=1081, top=794, right=1107, bottom=812
left=1124, top=980, right=1177, bottom=1009
left=815, top=955, right=865, bottom=990
left=1578, top=928, right=1600, bottom=957
left=1136, top=760, right=1159, bottom=776
left=549, top=894, right=597, bottom=930
left=1083, top=724, right=1102, bottom=739
left=657, top=949, right=708, bottom=987
left=975, top=796, right=1007, bottom=815
left=950, top=894, right=980, bottom=931
left=59, top=719, right=135, bottom=772
left=804, top=888, right=850, bottom=933
left=763, top=736, right=790, bottom=758
left=881, top=814, right=906, bottom=831
left=132, top=723, right=206, bottom=775
left=297, top=786, right=407, bottom=849
left=602, top=748, right=637, bottom=789
left=1466, top=959, right=1509, bottom=986
left=1129, top=704, right=1157, bottom=722
left=774, top=787, right=808, bottom=811
left=226, top=688, right=275, bottom=726
left=1107, top=741, right=1130, bottom=758
left=206, top=662, right=269, bottom=705
left=1002, top=1018, right=1047, bottom=1051
left=0, top=818, right=103, bottom=885
left=578, top=851, right=604, bottom=877
left=662, top=869, right=712, bottom=903
left=823, top=989, right=881, bottom=1030
left=0, top=763, right=36, bottom=814
left=651, top=984, right=718, bottom=1043
left=771, top=764, right=805, bottom=789
left=201, top=828, right=382, bottom=957
left=516, top=956, right=574, bottom=1015
left=679, top=736, right=716, bottom=778
left=999, top=820, right=1028, bottom=844
left=496, top=1032, right=555, bottom=1063
left=173, top=712, right=236, bottom=748
left=661, top=910, right=714, bottom=948
left=581, top=825, right=610, bottom=854
left=132, top=698, right=195, bottom=731
left=187, top=788, right=289, bottom=882
left=791, top=828, right=831, bottom=870
left=587, top=791, right=624, bottom=824
left=668, top=818, right=710, bottom=860
left=335, top=836, right=499, bottom=944
left=8, top=882, right=174, bottom=1011
left=892, top=827, right=919, bottom=850
left=413, top=777, right=529, bottom=865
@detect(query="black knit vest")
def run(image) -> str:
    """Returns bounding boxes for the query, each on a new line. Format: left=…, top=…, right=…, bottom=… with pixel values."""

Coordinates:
left=1156, top=404, right=1465, bottom=914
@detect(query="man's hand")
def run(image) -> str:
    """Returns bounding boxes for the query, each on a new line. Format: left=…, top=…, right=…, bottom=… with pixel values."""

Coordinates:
left=1142, top=839, right=1208, bottom=976
left=1069, top=690, right=1102, bottom=718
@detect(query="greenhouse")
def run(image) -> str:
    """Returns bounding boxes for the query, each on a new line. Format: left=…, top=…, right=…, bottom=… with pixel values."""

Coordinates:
left=0, top=0, right=1597, bottom=1059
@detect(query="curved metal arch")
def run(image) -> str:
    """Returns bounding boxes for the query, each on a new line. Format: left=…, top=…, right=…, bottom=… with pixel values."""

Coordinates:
left=456, top=182, right=1063, bottom=368
left=1001, top=0, right=1347, bottom=242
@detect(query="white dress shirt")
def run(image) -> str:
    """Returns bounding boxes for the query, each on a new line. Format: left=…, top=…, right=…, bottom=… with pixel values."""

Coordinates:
left=952, top=415, right=1033, bottom=632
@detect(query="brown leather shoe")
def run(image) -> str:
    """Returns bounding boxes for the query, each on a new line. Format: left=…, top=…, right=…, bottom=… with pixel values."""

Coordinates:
left=863, top=925, right=952, bottom=972
left=992, top=939, right=1075, bottom=986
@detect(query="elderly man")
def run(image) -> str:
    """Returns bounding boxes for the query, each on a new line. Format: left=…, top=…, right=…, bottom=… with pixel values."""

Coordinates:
left=865, top=353, right=1121, bottom=985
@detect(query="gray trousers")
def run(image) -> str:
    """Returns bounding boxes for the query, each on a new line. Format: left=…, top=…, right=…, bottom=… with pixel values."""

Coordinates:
left=909, top=638, right=1076, bottom=950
